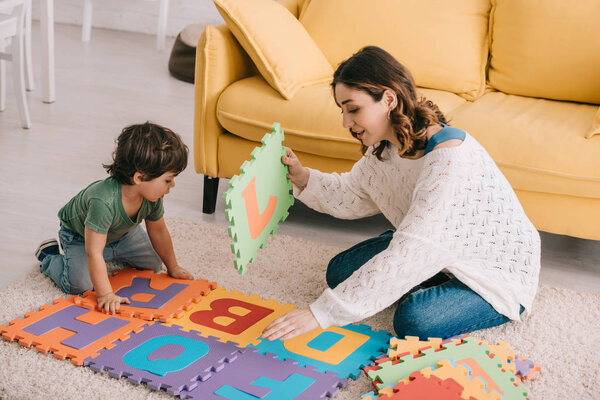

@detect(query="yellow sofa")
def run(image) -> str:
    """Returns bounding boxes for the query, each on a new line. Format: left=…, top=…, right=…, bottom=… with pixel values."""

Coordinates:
left=193, top=0, right=600, bottom=240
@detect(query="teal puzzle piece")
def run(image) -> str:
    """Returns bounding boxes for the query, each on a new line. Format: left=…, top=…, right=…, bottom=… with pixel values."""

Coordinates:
left=223, top=123, right=294, bottom=274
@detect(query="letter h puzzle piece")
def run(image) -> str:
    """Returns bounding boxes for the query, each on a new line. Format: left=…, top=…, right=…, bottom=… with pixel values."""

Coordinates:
left=84, top=322, right=245, bottom=396
left=0, top=296, right=150, bottom=365
left=78, top=268, right=217, bottom=322
left=180, top=348, right=347, bottom=400
left=223, top=122, right=294, bottom=275
left=164, top=286, right=296, bottom=348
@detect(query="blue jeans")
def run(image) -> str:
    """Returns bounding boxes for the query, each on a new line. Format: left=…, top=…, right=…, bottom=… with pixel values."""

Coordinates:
left=41, top=225, right=162, bottom=295
left=327, top=230, right=521, bottom=339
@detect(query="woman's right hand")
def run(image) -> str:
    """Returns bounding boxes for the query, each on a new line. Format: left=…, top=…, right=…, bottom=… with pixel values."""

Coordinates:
left=282, top=147, right=310, bottom=190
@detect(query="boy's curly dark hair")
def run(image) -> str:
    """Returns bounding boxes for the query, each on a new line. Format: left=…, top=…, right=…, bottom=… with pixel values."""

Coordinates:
left=103, top=122, right=188, bottom=184
left=332, top=46, right=447, bottom=160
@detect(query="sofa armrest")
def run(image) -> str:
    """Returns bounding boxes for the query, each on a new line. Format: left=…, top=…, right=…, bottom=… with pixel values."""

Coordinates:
left=193, top=24, right=255, bottom=178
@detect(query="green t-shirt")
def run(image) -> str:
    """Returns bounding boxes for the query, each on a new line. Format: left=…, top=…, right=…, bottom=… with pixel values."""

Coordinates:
left=58, top=177, right=164, bottom=243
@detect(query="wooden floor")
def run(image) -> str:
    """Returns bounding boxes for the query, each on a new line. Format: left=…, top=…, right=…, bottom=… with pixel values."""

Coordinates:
left=1, top=23, right=599, bottom=294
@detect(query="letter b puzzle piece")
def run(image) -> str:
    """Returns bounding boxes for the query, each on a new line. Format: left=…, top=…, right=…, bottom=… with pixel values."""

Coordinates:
left=164, top=286, right=296, bottom=347
left=85, top=323, right=245, bottom=396
left=223, top=122, right=294, bottom=275
left=0, top=296, right=150, bottom=365
left=251, top=324, right=392, bottom=379
left=79, top=268, right=217, bottom=322
left=179, top=348, right=347, bottom=399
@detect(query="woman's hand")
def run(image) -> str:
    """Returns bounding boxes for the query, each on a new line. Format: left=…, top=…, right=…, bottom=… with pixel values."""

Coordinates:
left=282, top=148, right=310, bottom=190
left=97, top=292, right=130, bottom=314
left=261, top=308, right=320, bottom=341
left=167, top=265, right=194, bottom=280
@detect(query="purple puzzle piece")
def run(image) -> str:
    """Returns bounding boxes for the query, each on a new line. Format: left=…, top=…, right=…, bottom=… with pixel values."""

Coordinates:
left=180, top=349, right=348, bottom=400
left=515, top=355, right=535, bottom=377
left=115, top=277, right=188, bottom=309
left=84, top=323, right=244, bottom=395
left=23, top=305, right=129, bottom=349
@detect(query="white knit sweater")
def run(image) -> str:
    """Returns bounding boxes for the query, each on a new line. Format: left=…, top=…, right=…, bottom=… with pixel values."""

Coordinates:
left=296, top=134, right=541, bottom=329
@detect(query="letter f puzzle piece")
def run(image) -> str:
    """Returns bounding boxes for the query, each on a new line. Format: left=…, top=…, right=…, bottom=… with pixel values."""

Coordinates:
left=223, top=122, right=294, bottom=275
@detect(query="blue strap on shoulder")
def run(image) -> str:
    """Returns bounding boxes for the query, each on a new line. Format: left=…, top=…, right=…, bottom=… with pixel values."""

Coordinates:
left=423, top=124, right=466, bottom=156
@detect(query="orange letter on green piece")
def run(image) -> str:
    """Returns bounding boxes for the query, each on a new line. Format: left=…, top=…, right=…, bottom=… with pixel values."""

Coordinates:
left=242, top=176, right=278, bottom=240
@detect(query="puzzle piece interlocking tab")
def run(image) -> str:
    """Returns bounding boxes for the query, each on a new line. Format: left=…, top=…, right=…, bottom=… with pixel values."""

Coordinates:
left=223, top=122, right=294, bottom=275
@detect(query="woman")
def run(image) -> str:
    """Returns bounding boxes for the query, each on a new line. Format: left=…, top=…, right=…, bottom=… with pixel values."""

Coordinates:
left=262, top=46, right=540, bottom=341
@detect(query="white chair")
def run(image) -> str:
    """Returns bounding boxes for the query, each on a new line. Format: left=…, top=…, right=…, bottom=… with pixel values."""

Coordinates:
left=0, top=0, right=31, bottom=128
left=82, top=0, right=170, bottom=50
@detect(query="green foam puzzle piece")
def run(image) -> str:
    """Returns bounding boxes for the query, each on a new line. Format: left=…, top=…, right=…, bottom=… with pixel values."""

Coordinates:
left=222, top=123, right=294, bottom=275
left=368, top=337, right=530, bottom=399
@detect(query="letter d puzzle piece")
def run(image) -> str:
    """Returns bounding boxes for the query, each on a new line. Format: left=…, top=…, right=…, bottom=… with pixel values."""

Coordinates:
left=251, top=324, right=391, bottom=379
left=179, top=348, right=347, bottom=400
left=85, top=323, right=245, bottom=396
left=0, top=296, right=150, bottom=365
left=223, top=122, right=294, bottom=275
left=164, top=286, right=296, bottom=347
left=78, top=268, right=217, bottom=322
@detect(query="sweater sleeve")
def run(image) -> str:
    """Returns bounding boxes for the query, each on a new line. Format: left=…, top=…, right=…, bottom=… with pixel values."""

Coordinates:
left=295, top=156, right=380, bottom=219
left=309, top=157, right=462, bottom=329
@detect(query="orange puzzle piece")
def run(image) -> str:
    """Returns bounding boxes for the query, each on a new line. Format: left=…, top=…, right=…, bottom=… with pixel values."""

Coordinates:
left=78, top=268, right=216, bottom=322
left=164, top=286, right=296, bottom=347
left=0, top=296, right=151, bottom=365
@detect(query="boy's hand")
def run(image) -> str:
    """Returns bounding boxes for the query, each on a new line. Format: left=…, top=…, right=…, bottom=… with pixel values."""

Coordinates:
left=282, top=147, right=310, bottom=190
left=168, top=265, right=194, bottom=280
left=97, top=292, right=130, bottom=314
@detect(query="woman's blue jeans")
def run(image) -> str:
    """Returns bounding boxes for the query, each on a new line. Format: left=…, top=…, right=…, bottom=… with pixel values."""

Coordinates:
left=41, top=225, right=162, bottom=295
left=327, top=230, right=520, bottom=339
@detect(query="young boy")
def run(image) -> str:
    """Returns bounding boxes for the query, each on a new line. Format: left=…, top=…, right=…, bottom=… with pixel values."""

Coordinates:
left=35, top=122, right=194, bottom=314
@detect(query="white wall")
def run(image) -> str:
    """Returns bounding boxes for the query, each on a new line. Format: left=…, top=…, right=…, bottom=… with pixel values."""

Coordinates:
left=32, top=0, right=224, bottom=38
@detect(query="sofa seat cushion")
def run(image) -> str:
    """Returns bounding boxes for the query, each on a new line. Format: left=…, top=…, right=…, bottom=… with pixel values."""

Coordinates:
left=217, top=75, right=468, bottom=161
left=450, top=92, right=600, bottom=198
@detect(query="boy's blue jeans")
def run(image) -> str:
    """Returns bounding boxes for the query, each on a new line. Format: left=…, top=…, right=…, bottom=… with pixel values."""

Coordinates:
left=41, top=225, right=162, bottom=295
left=327, top=230, right=521, bottom=339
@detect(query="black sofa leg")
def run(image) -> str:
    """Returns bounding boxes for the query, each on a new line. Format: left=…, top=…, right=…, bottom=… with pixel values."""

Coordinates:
left=203, top=176, right=220, bottom=214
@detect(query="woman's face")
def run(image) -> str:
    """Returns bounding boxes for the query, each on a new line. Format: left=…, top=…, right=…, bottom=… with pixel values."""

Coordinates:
left=334, top=83, right=397, bottom=147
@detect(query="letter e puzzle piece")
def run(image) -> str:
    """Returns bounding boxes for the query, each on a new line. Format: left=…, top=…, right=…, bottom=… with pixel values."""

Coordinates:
left=179, top=348, right=347, bottom=400
left=0, top=296, right=150, bottom=365
left=78, top=268, right=216, bottom=322
left=84, top=322, right=245, bottom=396
left=223, top=122, right=294, bottom=275
left=251, top=324, right=391, bottom=379
left=164, top=286, right=296, bottom=347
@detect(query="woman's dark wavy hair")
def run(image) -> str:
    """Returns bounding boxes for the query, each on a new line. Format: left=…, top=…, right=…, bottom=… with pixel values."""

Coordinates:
left=103, top=121, right=188, bottom=184
left=331, top=46, right=447, bottom=160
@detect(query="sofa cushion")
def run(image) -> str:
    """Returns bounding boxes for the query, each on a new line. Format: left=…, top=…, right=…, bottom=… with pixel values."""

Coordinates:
left=449, top=92, right=600, bottom=199
left=217, top=75, right=468, bottom=161
left=214, top=0, right=333, bottom=100
left=489, top=0, right=600, bottom=104
left=299, top=0, right=491, bottom=101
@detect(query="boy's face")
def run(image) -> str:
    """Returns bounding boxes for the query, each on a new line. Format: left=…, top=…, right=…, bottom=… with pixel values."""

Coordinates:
left=137, top=171, right=177, bottom=202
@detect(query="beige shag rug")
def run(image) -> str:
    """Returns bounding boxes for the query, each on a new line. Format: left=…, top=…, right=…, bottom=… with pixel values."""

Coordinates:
left=1, top=218, right=599, bottom=399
